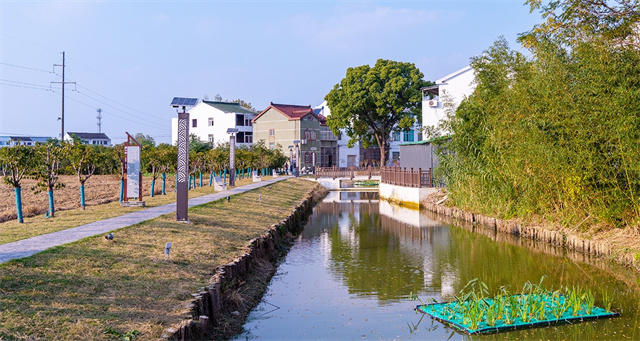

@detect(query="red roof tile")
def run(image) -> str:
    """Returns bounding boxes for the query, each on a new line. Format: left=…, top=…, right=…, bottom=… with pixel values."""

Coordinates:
left=253, top=102, right=320, bottom=122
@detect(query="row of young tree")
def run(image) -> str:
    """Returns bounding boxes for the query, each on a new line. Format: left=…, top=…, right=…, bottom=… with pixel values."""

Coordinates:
left=435, top=0, right=640, bottom=228
left=0, top=135, right=287, bottom=223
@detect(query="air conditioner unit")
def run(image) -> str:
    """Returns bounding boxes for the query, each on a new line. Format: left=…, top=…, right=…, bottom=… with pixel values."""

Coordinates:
left=428, top=100, right=439, bottom=107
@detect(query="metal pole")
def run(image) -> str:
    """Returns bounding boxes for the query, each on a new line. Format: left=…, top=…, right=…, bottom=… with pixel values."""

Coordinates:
left=61, top=51, right=65, bottom=139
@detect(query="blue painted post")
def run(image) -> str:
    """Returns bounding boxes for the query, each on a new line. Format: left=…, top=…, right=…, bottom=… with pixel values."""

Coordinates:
left=48, top=189, right=55, bottom=217
left=199, top=173, right=203, bottom=187
left=175, top=173, right=178, bottom=192
left=119, top=179, right=124, bottom=202
left=162, top=173, right=166, bottom=195
left=150, top=180, right=155, bottom=197
left=209, top=172, right=213, bottom=186
left=223, top=169, right=227, bottom=183
left=14, top=187, right=23, bottom=223
left=80, top=184, right=86, bottom=210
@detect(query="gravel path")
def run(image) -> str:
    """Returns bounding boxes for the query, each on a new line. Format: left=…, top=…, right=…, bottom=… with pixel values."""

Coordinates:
left=0, top=176, right=290, bottom=264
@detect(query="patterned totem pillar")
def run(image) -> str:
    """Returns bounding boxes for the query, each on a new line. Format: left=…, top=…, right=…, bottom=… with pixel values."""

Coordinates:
left=176, top=112, right=190, bottom=221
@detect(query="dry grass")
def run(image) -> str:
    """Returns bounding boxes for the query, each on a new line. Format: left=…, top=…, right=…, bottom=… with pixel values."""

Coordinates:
left=0, top=175, right=262, bottom=245
left=0, top=178, right=318, bottom=340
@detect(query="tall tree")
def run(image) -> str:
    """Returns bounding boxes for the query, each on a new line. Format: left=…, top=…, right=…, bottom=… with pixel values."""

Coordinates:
left=0, top=144, right=36, bottom=223
left=325, top=59, right=429, bottom=167
left=520, top=0, right=640, bottom=49
left=31, top=140, right=65, bottom=218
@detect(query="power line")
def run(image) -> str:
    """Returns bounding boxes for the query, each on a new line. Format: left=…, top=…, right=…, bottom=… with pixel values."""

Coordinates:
left=0, top=79, right=52, bottom=91
left=0, top=62, right=54, bottom=74
left=76, top=84, right=159, bottom=120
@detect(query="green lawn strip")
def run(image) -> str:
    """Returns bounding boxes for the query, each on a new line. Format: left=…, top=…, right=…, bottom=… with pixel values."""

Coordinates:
left=0, top=179, right=316, bottom=340
left=0, top=177, right=262, bottom=245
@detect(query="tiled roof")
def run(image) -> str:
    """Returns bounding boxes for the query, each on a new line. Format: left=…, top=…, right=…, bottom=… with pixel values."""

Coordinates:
left=253, top=102, right=320, bottom=122
left=202, top=100, right=257, bottom=115
left=67, top=132, right=111, bottom=140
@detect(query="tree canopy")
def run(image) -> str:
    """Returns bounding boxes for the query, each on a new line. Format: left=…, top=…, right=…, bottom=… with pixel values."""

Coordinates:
left=325, top=59, right=430, bottom=166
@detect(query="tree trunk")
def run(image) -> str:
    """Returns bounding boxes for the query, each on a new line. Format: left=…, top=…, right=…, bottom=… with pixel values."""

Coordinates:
left=162, top=172, right=166, bottom=195
left=48, top=188, right=55, bottom=218
left=150, top=180, right=155, bottom=197
left=80, top=182, right=86, bottom=210
left=14, top=186, right=24, bottom=223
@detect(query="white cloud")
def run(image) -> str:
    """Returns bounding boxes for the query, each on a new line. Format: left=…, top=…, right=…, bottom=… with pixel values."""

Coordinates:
left=290, top=6, right=457, bottom=52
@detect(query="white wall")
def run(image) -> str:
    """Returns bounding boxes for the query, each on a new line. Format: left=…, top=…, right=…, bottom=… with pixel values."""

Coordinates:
left=422, top=65, right=476, bottom=139
left=315, top=101, right=360, bottom=168
left=171, top=103, right=254, bottom=147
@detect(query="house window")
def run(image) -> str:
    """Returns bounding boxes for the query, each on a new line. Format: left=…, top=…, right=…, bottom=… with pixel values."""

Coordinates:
left=192, top=119, right=197, bottom=128
left=245, top=116, right=252, bottom=126
left=305, top=151, right=311, bottom=163
left=208, top=117, right=214, bottom=126
left=403, top=130, right=414, bottom=142
left=392, top=151, right=400, bottom=161
left=305, top=116, right=314, bottom=121
left=392, top=131, right=401, bottom=141
left=304, top=129, right=317, bottom=141
left=208, top=134, right=214, bottom=144
left=269, top=142, right=275, bottom=150
left=244, top=133, right=253, bottom=144
left=269, top=129, right=275, bottom=136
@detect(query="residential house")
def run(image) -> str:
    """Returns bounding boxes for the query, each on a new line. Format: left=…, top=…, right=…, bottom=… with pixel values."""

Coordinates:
left=64, top=132, right=112, bottom=146
left=421, top=65, right=476, bottom=139
left=171, top=100, right=257, bottom=147
left=0, top=136, right=52, bottom=148
left=252, top=102, right=338, bottom=169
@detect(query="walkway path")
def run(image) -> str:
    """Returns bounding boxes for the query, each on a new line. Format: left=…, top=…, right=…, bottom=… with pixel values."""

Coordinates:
left=0, top=176, right=291, bottom=264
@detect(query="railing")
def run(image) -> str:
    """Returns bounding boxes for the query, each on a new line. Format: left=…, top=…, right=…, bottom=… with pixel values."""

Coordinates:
left=315, top=166, right=380, bottom=179
left=380, top=166, right=432, bottom=188
left=320, top=131, right=339, bottom=141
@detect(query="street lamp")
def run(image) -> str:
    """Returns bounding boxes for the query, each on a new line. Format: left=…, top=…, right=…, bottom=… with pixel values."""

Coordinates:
left=227, top=128, right=239, bottom=187
left=293, top=140, right=301, bottom=177
left=288, top=145, right=294, bottom=175
left=171, top=97, right=198, bottom=222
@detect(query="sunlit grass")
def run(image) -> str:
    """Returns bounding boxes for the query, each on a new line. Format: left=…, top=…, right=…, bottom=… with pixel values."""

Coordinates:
left=0, top=176, right=266, bottom=245
left=0, top=178, right=317, bottom=340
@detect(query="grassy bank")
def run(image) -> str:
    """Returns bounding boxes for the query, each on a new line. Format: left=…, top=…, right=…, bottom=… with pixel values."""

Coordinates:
left=0, top=178, right=318, bottom=340
left=0, top=177, right=260, bottom=245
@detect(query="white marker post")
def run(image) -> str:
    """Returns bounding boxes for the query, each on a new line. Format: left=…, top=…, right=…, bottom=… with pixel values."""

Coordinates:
left=165, top=242, right=172, bottom=260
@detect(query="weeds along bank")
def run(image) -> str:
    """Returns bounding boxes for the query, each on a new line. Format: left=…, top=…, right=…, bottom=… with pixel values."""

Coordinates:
left=0, top=179, right=325, bottom=340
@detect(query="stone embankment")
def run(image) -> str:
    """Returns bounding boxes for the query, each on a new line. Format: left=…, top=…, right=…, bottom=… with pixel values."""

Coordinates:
left=162, top=185, right=327, bottom=340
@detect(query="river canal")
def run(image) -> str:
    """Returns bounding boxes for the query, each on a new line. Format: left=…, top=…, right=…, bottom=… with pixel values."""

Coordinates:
left=236, top=191, right=640, bottom=340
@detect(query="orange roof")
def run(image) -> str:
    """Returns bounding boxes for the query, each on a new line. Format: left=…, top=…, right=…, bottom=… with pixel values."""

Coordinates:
left=252, top=102, right=320, bottom=123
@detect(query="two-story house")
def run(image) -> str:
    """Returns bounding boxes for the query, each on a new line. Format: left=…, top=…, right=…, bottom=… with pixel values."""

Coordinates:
left=252, top=102, right=337, bottom=170
left=0, top=136, right=52, bottom=148
left=64, top=132, right=111, bottom=146
left=171, top=100, right=257, bottom=147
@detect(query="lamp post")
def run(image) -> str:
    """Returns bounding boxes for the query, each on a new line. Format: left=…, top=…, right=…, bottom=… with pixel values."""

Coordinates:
left=288, top=145, right=293, bottom=175
left=227, top=128, right=239, bottom=187
left=293, top=140, right=301, bottom=177
left=175, top=106, right=189, bottom=222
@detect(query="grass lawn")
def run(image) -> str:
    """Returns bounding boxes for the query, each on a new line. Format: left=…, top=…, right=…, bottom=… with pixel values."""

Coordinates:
left=0, top=178, right=318, bottom=340
left=0, top=177, right=263, bottom=245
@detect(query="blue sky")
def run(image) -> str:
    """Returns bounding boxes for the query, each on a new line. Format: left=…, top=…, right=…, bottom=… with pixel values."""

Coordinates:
left=0, top=1, right=541, bottom=144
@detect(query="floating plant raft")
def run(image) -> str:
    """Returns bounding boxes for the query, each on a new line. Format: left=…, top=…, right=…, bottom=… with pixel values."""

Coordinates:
left=416, top=294, right=619, bottom=335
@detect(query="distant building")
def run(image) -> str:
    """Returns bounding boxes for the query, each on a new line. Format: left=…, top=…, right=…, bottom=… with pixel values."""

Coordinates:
left=64, top=132, right=112, bottom=146
left=421, top=65, right=476, bottom=139
left=0, top=135, right=53, bottom=148
left=252, top=102, right=338, bottom=169
left=171, top=100, right=257, bottom=147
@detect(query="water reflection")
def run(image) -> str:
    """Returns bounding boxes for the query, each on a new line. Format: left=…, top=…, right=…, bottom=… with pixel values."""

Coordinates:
left=238, top=195, right=640, bottom=340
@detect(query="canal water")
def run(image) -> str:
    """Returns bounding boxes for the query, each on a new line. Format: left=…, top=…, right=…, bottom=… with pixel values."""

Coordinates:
left=236, top=191, right=640, bottom=340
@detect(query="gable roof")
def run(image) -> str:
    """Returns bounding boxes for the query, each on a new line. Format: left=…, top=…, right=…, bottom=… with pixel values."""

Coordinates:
left=67, top=132, right=111, bottom=140
left=252, top=102, right=320, bottom=123
left=201, top=100, right=257, bottom=115
left=436, top=65, right=473, bottom=84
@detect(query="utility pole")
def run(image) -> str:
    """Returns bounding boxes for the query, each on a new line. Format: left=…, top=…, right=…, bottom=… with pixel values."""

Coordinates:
left=96, top=108, right=103, bottom=133
left=51, top=51, right=75, bottom=140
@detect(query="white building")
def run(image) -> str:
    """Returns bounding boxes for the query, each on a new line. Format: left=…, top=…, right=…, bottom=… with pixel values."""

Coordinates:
left=0, top=136, right=52, bottom=148
left=421, top=65, right=476, bottom=139
left=171, top=100, right=257, bottom=147
left=64, top=132, right=111, bottom=146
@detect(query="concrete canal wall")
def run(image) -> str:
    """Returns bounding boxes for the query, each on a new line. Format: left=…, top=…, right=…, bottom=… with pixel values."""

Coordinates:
left=378, top=182, right=439, bottom=209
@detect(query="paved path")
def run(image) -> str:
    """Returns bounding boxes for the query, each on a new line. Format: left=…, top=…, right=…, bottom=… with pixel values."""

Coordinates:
left=0, top=176, right=291, bottom=264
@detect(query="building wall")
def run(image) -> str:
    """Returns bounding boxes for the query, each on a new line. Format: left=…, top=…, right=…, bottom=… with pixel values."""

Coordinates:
left=171, top=104, right=254, bottom=147
left=253, top=108, right=298, bottom=153
left=422, top=66, right=475, bottom=139
left=399, top=144, right=435, bottom=170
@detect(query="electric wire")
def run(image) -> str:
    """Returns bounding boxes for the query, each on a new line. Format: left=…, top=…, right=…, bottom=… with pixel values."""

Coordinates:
left=0, top=62, right=54, bottom=74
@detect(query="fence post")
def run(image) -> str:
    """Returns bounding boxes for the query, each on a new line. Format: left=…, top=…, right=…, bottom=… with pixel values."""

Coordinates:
left=429, top=168, right=433, bottom=187
left=418, top=168, right=422, bottom=187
